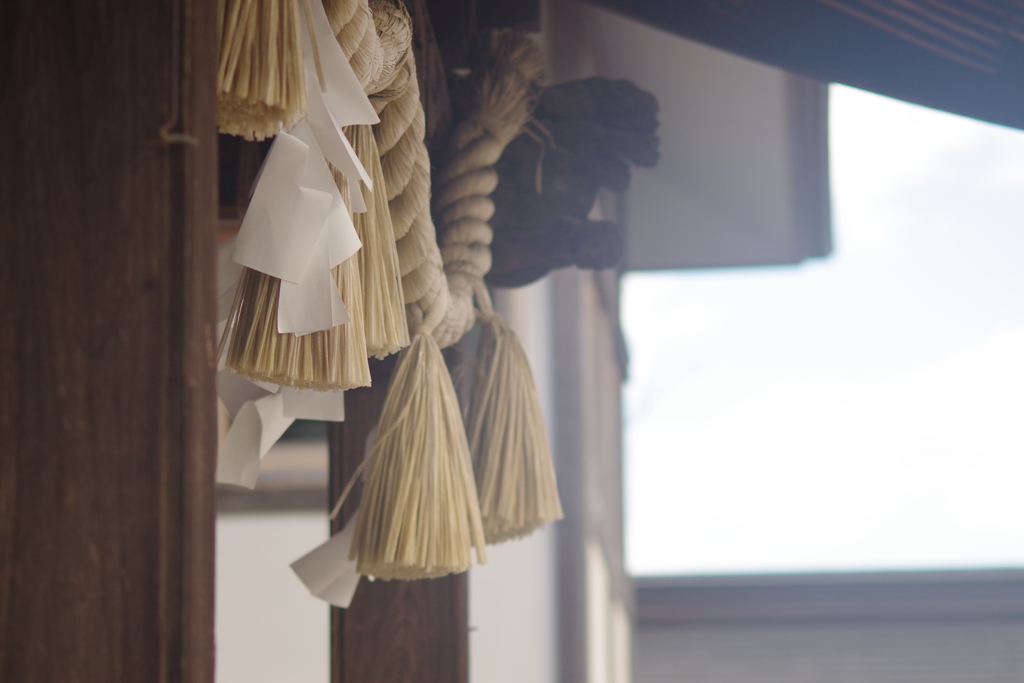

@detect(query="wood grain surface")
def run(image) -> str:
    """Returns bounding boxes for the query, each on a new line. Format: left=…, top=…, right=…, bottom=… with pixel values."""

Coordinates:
left=0, top=1, right=218, bottom=681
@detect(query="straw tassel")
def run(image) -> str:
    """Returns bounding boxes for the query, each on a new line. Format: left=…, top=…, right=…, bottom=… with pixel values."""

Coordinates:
left=223, top=262, right=371, bottom=390
left=222, top=142, right=374, bottom=391
left=329, top=179, right=373, bottom=388
left=217, top=0, right=308, bottom=140
left=351, top=309, right=487, bottom=579
left=344, top=125, right=410, bottom=359
left=332, top=256, right=373, bottom=389
left=467, top=286, right=563, bottom=544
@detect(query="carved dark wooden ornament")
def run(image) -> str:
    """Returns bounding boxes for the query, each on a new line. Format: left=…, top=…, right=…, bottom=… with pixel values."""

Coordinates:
left=486, top=77, right=660, bottom=287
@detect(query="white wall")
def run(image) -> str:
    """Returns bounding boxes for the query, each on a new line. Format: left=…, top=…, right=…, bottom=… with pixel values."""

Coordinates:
left=470, top=529, right=558, bottom=683
left=216, top=513, right=329, bottom=683
left=468, top=279, right=560, bottom=683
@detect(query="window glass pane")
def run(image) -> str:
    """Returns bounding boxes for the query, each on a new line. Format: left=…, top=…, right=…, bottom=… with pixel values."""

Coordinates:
left=624, top=84, right=1024, bottom=576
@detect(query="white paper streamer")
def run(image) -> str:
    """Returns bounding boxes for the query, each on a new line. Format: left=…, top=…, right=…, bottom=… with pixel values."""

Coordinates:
left=289, top=120, right=362, bottom=270
left=216, top=368, right=275, bottom=419
left=231, top=131, right=334, bottom=284
left=291, top=512, right=361, bottom=608
left=233, top=120, right=360, bottom=335
left=299, top=0, right=377, bottom=190
left=277, top=227, right=351, bottom=335
left=231, top=120, right=362, bottom=336
left=216, top=393, right=295, bottom=489
left=281, top=386, right=346, bottom=421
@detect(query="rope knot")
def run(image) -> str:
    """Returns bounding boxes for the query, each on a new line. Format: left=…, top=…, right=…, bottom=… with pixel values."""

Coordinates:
left=476, top=309, right=500, bottom=326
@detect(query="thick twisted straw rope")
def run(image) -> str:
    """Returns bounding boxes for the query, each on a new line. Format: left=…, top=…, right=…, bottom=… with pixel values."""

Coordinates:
left=325, top=0, right=540, bottom=347
left=322, top=2, right=561, bottom=563
left=432, top=32, right=545, bottom=342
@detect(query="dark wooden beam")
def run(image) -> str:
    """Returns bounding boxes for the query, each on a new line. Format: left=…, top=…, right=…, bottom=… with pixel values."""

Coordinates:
left=0, top=0, right=218, bottom=681
left=589, top=0, right=1024, bottom=131
left=636, top=570, right=1024, bottom=625
left=424, top=0, right=541, bottom=70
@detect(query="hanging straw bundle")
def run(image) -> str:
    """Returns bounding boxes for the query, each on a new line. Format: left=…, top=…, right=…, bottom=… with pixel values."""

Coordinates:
left=351, top=315, right=487, bottom=579
left=342, top=125, right=409, bottom=359
left=467, top=288, right=562, bottom=544
left=223, top=258, right=371, bottom=390
left=217, top=0, right=308, bottom=140
left=224, top=177, right=370, bottom=392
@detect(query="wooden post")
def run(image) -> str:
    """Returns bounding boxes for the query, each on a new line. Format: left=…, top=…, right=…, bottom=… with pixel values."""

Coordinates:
left=0, top=1, right=218, bottom=682
left=328, top=352, right=470, bottom=683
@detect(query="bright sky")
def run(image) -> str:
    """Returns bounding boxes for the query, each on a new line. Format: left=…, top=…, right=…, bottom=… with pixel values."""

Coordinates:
left=623, top=84, right=1024, bottom=576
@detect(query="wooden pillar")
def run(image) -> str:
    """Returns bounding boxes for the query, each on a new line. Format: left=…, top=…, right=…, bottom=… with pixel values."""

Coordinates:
left=0, top=1, right=218, bottom=682
left=328, top=353, right=470, bottom=683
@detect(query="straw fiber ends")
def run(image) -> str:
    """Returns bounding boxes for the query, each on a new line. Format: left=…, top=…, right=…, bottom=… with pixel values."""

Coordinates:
left=468, top=314, right=562, bottom=544
left=351, top=332, right=487, bottom=579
